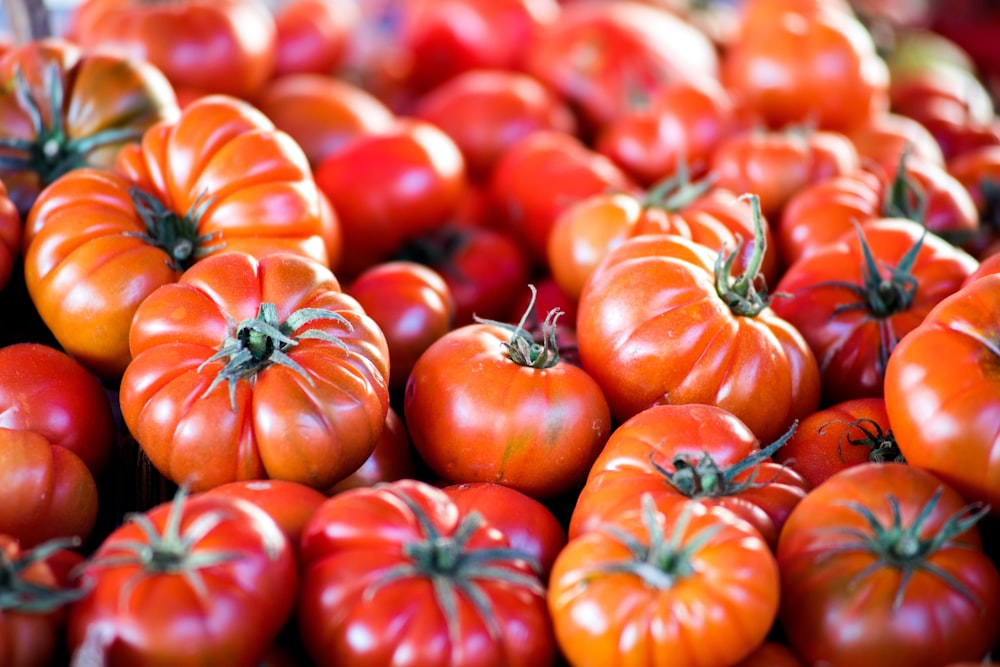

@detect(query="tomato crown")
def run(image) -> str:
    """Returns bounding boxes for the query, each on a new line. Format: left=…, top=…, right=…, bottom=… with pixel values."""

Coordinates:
left=0, top=536, right=86, bottom=613
left=715, top=193, right=772, bottom=317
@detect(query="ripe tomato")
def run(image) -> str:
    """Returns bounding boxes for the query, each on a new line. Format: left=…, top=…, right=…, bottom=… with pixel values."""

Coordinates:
left=947, top=144, right=1000, bottom=258
left=404, top=289, right=611, bottom=500
left=67, top=0, right=277, bottom=102
left=0, top=37, right=178, bottom=217
left=23, top=94, right=332, bottom=380
left=549, top=497, right=780, bottom=667
left=67, top=488, right=298, bottom=666
left=328, top=406, right=416, bottom=493
left=0, top=179, right=21, bottom=294
left=777, top=463, right=1000, bottom=666
left=0, top=428, right=98, bottom=549
left=847, top=111, right=945, bottom=175
left=569, top=404, right=809, bottom=548
left=884, top=273, right=1000, bottom=509
left=271, top=0, right=358, bottom=77
left=119, top=251, right=390, bottom=492
left=298, top=478, right=556, bottom=667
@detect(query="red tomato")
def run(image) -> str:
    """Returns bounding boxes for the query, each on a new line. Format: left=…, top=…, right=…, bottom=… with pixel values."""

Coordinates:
left=847, top=111, right=945, bottom=175
left=0, top=179, right=22, bottom=301
left=947, top=144, right=1000, bottom=258
left=119, top=251, right=391, bottom=492
left=328, top=406, right=416, bottom=493
left=298, top=479, right=556, bottom=667
left=778, top=463, right=1000, bottom=666
left=67, top=488, right=299, bottom=666
left=732, top=642, right=805, bottom=667
left=271, top=0, right=358, bottom=77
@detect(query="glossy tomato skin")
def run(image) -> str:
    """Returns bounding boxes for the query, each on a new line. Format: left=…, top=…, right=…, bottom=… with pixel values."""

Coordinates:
left=328, top=406, right=415, bottom=493
left=0, top=179, right=19, bottom=291
left=297, top=479, right=556, bottom=667
left=549, top=500, right=780, bottom=667
left=271, top=0, right=358, bottom=77
left=777, top=463, right=1000, bottom=667
left=0, top=343, right=115, bottom=475
left=883, top=273, right=1000, bottom=509
left=67, top=492, right=298, bottom=667
left=120, top=251, right=391, bottom=493
left=404, top=319, right=612, bottom=501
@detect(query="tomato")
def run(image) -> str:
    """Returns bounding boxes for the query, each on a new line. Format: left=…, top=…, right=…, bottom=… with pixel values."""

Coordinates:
left=883, top=273, right=1000, bottom=510
left=271, top=0, right=358, bottom=78
left=0, top=429, right=98, bottom=549
left=67, top=488, right=298, bottom=666
left=777, top=463, right=1000, bottom=667
left=721, top=3, right=889, bottom=132
left=442, top=481, right=567, bottom=580
left=411, top=68, right=577, bottom=182
left=947, top=144, right=1000, bottom=259
left=774, top=397, right=900, bottom=488
left=119, top=251, right=391, bottom=492
left=576, top=197, right=821, bottom=444
left=569, top=404, right=809, bottom=548
left=23, top=94, right=332, bottom=380
left=313, top=118, right=466, bottom=280
left=0, top=343, right=115, bottom=475
left=404, top=288, right=611, bottom=500
left=732, top=641, right=805, bottom=667
left=847, top=111, right=945, bottom=176
left=297, top=478, right=555, bottom=667
left=771, top=218, right=978, bottom=404
left=0, top=179, right=21, bottom=293
left=549, top=496, right=780, bottom=667
left=0, top=535, right=86, bottom=667
left=0, top=37, right=178, bottom=217
left=252, top=72, right=396, bottom=169
left=328, top=407, right=416, bottom=493
left=67, top=0, right=277, bottom=102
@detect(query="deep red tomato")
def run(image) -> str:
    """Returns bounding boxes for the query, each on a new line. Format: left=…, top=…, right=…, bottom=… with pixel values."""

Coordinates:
left=67, top=0, right=277, bottom=102
left=0, top=343, right=115, bottom=475
left=67, top=488, right=298, bottom=666
left=271, top=0, right=358, bottom=77
left=732, top=641, right=805, bottom=667
left=883, top=273, right=1000, bottom=510
left=347, top=260, right=456, bottom=391
left=771, top=218, right=978, bottom=404
left=0, top=179, right=21, bottom=295
left=0, top=36, right=178, bottom=217
left=549, top=497, right=780, bottom=667
left=847, top=111, right=945, bottom=176
left=0, top=428, right=98, bottom=549
left=314, top=118, right=466, bottom=280
left=777, top=463, right=1000, bottom=667
left=298, top=478, right=556, bottom=667
left=119, top=251, right=391, bottom=492
left=569, top=403, right=810, bottom=548
left=947, top=144, right=1000, bottom=258
left=328, top=406, right=416, bottom=493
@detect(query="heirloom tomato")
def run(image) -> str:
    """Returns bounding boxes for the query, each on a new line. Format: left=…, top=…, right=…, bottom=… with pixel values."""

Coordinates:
left=119, top=251, right=390, bottom=492
left=576, top=196, right=820, bottom=443
left=549, top=496, right=780, bottom=667
left=884, top=273, right=1000, bottom=509
left=847, top=111, right=945, bottom=176
left=67, top=488, right=298, bottom=667
left=297, top=479, right=555, bottom=667
left=328, top=407, right=415, bottom=493
left=23, top=94, right=332, bottom=380
left=0, top=37, right=177, bottom=217
left=777, top=463, right=1000, bottom=667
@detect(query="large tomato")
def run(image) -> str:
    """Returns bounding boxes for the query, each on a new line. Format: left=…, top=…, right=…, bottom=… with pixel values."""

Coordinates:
left=576, top=196, right=821, bottom=443
left=67, top=0, right=277, bottom=102
left=67, top=488, right=298, bottom=666
left=0, top=37, right=178, bottom=216
left=548, top=496, right=780, bottom=667
left=297, top=478, right=555, bottom=667
left=23, top=94, right=333, bottom=380
left=119, top=251, right=391, bottom=492
left=777, top=463, right=1000, bottom=666
left=883, top=273, right=1000, bottom=509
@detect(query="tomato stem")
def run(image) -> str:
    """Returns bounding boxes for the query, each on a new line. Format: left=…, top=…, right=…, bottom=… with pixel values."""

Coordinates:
left=714, top=193, right=771, bottom=317
left=474, top=285, right=563, bottom=369
left=818, top=417, right=905, bottom=464
left=0, top=536, right=86, bottom=612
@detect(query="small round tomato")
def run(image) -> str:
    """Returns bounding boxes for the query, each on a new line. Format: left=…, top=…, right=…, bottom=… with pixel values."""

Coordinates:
left=271, top=0, right=359, bottom=77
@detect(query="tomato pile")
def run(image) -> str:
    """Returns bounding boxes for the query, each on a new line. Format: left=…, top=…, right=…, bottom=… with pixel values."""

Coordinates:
left=1, top=0, right=999, bottom=664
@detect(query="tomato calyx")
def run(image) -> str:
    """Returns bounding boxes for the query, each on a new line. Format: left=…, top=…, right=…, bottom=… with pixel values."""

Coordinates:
left=475, top=285, right=563, bottom=369
left=0, top=63, right=145, bottom=188
left=643, top=161, right=716, bottom=212
left=649, top=421, right=798, bottom=498
left=0, top=536, right=86, bottom=612
left=830, top=488, right=990, bottom=612
left=590, top=494, right=723, bottom=589
left=715, top=193, right=770, bottom=317
left=819, top=416, right=905, bottom=464
left=129, top=187, right=223, bottom=270
left=370, top=486, right=544, bottom=645
left=882, top=148, right=927, bottom=223
left=199, top=302, right=354, bottom=409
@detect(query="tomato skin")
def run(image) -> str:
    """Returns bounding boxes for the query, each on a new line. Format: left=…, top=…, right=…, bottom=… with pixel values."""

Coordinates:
left=732, top=642, right=805, bottom=667
left=548, top=499, right=780, bottom=667
left=328, top=407, right=415, bottom=493
left=0, top=343, right=115, bottom=475
left=0, top=429, right=98, bottom=549
left=404, top=319, right=612, bottom=501
left=947, top=144, right=1000, bottom=259
left=297, top=479, right=556, bottom=667
left=883, top=273, right=1000, bottom=509
left=67, top=492, right=299, bottom=667
left=0, top=179, right=18, bottom=291
left=272, top=0, right=358, bottom=77
left=777, top=463, right=1000, bottom=667
left=120, top=251, right=391, bottom=492
left=847, top=111, right=945, bottom=175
